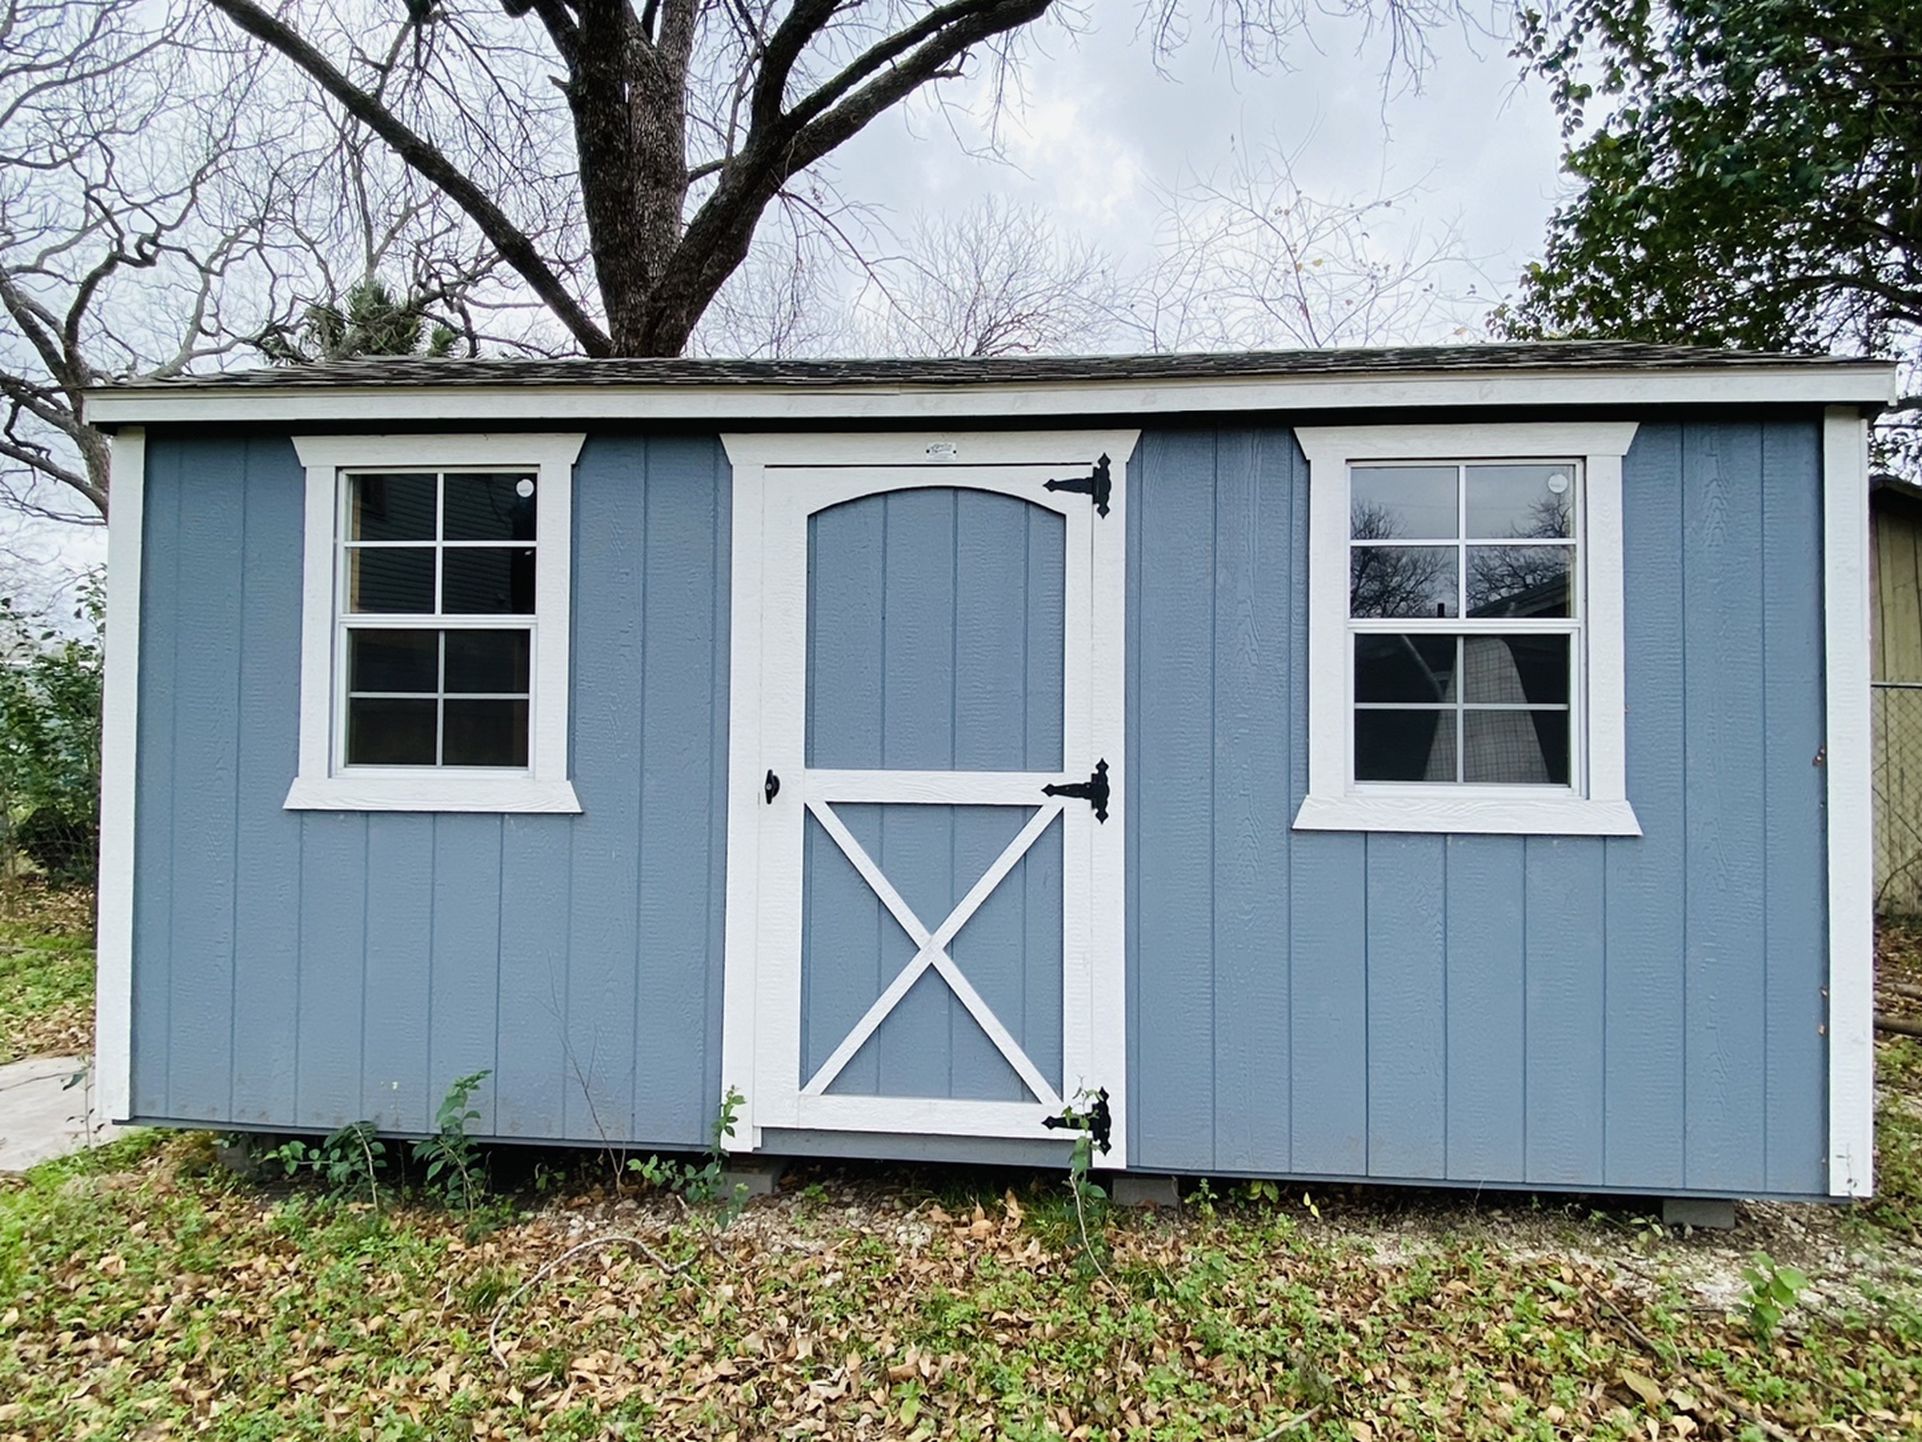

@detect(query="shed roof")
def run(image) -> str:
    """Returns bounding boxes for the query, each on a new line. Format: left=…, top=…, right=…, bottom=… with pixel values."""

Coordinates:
left=84, top=341, right=1897, bottom=427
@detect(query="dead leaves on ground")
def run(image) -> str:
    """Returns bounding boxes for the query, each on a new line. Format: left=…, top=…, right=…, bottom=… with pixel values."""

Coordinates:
left=3, top=1147, right=1921, bottom=1441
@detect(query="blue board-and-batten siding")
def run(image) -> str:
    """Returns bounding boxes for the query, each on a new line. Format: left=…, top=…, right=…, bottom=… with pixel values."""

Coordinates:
left=132, top=432, right=731, bottom=1148
left=1125, top=420, right=1831, bottom=1197
left=128, top=414, right=1834, bottom=1197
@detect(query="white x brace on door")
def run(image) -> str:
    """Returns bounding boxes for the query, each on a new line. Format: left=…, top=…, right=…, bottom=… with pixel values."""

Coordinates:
left=721, top=431, right=1135, bottom=1162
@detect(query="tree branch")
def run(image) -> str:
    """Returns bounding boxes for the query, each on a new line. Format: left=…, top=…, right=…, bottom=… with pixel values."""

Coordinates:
left=208, top=0, right=612, bottom=355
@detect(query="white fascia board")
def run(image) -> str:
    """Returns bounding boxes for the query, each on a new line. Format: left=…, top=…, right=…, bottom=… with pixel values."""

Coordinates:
left=86, top=364, right=1897, bottom=428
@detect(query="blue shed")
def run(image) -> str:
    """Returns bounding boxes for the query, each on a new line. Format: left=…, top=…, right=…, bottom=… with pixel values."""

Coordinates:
left=83, top=343, right=1893, bottom=1205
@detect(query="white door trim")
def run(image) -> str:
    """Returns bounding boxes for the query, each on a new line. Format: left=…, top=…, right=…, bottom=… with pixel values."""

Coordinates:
left=720, top=429, right=1137, bottom=1164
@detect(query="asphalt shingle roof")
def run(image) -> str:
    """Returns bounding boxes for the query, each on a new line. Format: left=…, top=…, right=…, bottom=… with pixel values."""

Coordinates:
left=97, top=341, right=1881, bottom=392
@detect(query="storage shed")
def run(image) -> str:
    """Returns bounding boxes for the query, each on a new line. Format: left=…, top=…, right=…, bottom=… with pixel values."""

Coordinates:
left=84, top=343, right=1894, bottom=1204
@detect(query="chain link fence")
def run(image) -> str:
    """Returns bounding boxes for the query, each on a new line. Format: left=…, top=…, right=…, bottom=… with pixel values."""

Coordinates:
left=1874, top=681, right=1922, bottom=916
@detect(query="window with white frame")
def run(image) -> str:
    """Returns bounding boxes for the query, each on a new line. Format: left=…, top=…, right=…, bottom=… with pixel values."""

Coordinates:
left=1295, top=424, right=1642, bottom=836
left=285, top=434, right=583, bottom=813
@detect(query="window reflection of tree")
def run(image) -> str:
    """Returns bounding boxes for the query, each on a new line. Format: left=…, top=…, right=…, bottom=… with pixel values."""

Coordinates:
left=1351, top=491, right=1575, bottom=784
left=1467, top=495, right=1572, bottom=618
left=1348, top=501, right=1452, bottom=618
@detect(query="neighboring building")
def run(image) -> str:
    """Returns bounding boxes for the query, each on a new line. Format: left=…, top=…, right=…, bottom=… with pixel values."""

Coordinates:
left=1872, top=476, right=1922, bottom=915
left=83, top=343, right=1892, bottom=1205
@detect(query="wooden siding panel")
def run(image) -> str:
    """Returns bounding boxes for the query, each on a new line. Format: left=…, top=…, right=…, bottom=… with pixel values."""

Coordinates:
left=1366, top=834, right=1448, bottom=1178
left=562, top=436, right=648, bottom=1142
left=1130, top=430, right=1220, bottom=1170
left=360, top=814, right=435, bottom=1131
left=1761, top=422, right=1830, bottom=1195
left=634, top=437, right=729, bottom=1138
left=1444, top=836, right=1526, bottom=1181
left=1523, top=837, right=1606, bottom=1184
left=162, top=437, right=243, bottom=1120
left=492, top=817, right=572, bottom=1137
left=1604, top=424, right=1687, bottom=1188
left=127, top=418, right=1832, bottom=1194
left=1681, top=424, right=1770, bottom=1192
left=429, top=815, right=503, bottom=1131
left=294, top=813, right=366, bottom=1127
left=1211, top=429, right=1292, bottom=1173
left=228, top=436, right=304, bottom=1124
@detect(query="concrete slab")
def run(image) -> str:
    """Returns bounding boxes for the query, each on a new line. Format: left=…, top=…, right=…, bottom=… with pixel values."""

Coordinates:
left=0, top=1057, right=121, bottom=1173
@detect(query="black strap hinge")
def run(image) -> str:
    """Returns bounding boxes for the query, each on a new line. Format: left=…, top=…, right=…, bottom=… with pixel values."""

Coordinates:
left=1042, top=1087, right=1112, bottom=1154
left=1044, top=454, right=1112, bottom=517
left=1043, top=759, right=1109, bottom=822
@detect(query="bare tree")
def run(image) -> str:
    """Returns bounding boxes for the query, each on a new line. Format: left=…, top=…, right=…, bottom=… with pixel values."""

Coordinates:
left=0, top=2, right=257, bottom=519
left=0, top=4, right=532, bottom=521
left=854, top=197, right=1119, bottom=357
left=1123, top=143, right=1484, bottom=353
left=205, top=1, right=1468, bottom=360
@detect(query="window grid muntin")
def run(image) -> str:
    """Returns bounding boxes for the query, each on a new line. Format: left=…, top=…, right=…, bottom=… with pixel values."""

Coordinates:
left=1347, top=459, right=1584, bottom=792
left=334, top=467, right=538, bottom=774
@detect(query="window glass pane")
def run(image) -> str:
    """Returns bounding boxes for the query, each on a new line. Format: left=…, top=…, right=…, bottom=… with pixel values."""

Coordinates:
left=444, top=472, right=537, bottom=542
left=1463, top=635, right=1571, bottom=706
left=442, top=546, right=535, bottom=614
left=1466, top=464, right=1574, bottom=539
left=346, top=697, right=437, bottom=765
left=1350, top=545, right=1457, bottom=618
left=349, top=547, right=434, bottom=613
left=349, top=472, right=436, bottom=541
left=1356, top=709, right=1457, bottom=782
left=445, top=629, right=531, bottom=694
left=348, top=629, right=438, bottom=693
left=1351, top=466, right=1458, bottom=540
left=1464, top=709, right=1570, bottom=785
left=1466, top=544, right=1572, bottom=618
left=443, top=699, right=529, bottom=766
left=1356, top=634, right=1457, bottom=703
left=1353, top=469, right=1453, bottom=542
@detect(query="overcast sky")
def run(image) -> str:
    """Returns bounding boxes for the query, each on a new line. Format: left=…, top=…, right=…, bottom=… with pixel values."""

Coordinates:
left=5, top=7, right=1569, bottom=601
left=837, top=7, right=1565, bottom=322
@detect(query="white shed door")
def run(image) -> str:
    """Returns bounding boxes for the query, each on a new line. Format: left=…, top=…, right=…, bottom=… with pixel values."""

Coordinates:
left=722, top=433, right=1133, bottom=1162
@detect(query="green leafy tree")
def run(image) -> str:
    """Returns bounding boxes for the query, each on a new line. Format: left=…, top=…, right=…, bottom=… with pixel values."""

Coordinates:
left=256, top=277, right=458, bottom=365
left=0, top=576, right=104, bottom=885
left=1499, top=0, right=1919, bottom=457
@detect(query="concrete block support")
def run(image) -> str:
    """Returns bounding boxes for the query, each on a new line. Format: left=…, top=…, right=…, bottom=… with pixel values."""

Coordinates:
left=1662, top=1196, right=1737, bottom=1231
left=719, top=1157, right=788, bottom=1199
left=1109, top=1172, right=1182, bottom=1209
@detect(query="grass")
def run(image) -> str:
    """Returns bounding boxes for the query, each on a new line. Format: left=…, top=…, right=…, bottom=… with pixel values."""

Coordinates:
left=0, top=882, right=94, bottom=1062
left=0, top=907, right=1918, bottom=1437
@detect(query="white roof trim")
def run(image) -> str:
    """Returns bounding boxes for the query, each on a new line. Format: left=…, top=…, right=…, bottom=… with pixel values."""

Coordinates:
left=85, top=364, right=1897, bottom=428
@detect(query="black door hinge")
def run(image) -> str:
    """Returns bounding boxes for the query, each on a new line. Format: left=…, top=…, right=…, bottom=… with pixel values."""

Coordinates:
left=1044, top=454, right=1112, bottom=517
left=1043, top=759, right=1109, bottom=822
left=1043, top=1086, right=1112, bottom=1155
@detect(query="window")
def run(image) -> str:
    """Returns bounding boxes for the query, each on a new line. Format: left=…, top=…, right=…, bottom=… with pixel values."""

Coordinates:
left=285, top=434, right=583, bottom=813
left=1295, top=424, right=1642, bottom=836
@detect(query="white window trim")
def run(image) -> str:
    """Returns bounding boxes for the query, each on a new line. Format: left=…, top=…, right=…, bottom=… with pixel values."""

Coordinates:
left=284, top=433, right=584, bottom=813
left=1293, top=422, right=1642, bottom=837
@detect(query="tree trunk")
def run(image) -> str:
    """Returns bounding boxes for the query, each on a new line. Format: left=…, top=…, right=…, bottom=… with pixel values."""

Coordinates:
left=566, top=2, right=693, bottom=356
